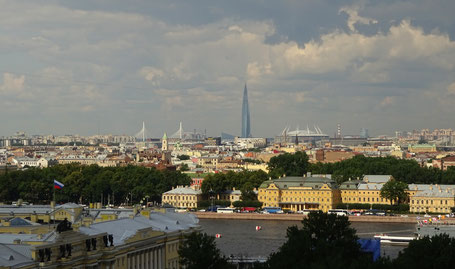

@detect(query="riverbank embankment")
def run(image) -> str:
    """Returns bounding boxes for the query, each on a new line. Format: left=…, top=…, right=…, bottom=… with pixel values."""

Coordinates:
left=194, top=212, right=455, bottom=224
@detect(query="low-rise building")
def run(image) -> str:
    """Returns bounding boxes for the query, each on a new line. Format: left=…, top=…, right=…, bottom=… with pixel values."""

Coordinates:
left=408, top=184, right=455, bottom=214
left=340, top=175, right=394, bottom=205
left=408, top=144, right=437, bottom=153
left=258, top=174, right=341, bottom=212
left=161, top=186, right=202, bottom=209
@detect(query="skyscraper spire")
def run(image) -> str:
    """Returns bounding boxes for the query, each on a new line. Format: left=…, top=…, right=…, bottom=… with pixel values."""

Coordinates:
left=241, top=83, right=251, bottom=138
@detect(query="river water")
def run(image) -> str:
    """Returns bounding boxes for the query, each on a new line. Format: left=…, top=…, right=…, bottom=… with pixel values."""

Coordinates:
left=199, top=219, right=416, bottom=259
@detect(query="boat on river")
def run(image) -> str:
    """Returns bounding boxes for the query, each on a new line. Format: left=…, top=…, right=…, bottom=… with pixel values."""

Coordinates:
left=373, top=234, right=416, bottom=245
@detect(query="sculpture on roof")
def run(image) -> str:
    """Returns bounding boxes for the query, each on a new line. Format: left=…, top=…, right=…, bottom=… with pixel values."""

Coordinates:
left=56, top=218, right=73, bottom=233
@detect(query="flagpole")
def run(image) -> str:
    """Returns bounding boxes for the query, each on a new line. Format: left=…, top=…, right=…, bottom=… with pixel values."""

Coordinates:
left=53, top=182, right=55, bottom=226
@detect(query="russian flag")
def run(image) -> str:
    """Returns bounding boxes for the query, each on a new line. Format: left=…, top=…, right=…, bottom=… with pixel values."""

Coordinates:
left=54, top=180, right=64, bottom=189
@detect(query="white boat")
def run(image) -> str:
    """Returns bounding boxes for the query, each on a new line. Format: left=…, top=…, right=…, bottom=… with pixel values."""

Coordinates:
left=373, top=234, right=416, bottom=245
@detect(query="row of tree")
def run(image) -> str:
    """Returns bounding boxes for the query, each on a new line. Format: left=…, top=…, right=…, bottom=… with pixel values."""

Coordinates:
left=0, top=164, right=191, bottom=204
left=201, top=170, right=269, bottom=200
left=179, top=212, right=455, bottom=269
left=268, top=152, right=455, bottom=184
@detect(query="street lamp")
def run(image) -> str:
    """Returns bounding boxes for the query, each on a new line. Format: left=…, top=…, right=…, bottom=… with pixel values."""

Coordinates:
left=209, top=189, right=215, bottom=211
left=145, top=195, right=150, bottom=207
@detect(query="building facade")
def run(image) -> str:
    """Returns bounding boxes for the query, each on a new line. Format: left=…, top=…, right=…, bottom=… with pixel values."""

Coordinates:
left=0, top=206, right=200, bottom=269
left=258, top=175, right=341, bottom=212
left=339, top=175, right=394, bottom=205
left=408, top=184, right=455, bottom=214
left=161, top=186, right=202, bottom=209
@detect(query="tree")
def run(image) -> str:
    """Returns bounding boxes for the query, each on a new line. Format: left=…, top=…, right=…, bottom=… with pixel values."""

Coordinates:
left=178, top=232, right=233, bottom=269
left=265, top=211, right=377, bottom=269
left=268, top=151, right=309, bottom=179
left=177, top=154, right=190, bottom=160
left=179, top=163, right=190, bottom=171
left=380, top=180, right=408, bottom=205
left=240, top=182, right=257, bottom=201
left=393, top=234, right=455, bottom=268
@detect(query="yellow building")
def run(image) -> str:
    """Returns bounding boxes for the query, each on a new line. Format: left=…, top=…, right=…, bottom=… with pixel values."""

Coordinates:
left=218, top=189, right=243, bottom=205
left=339, top=175, right=394, bottom=205
left=162, top=186, right=202, bottom=209
left=408, top=184, right=455, bottom=214
left=0, top=202, right=83, bottom=225
left=258, top=175, right=341, bottom=212
left=0, top=208, right=200, bottom=269
left=408, top=144, right=437, bottom=153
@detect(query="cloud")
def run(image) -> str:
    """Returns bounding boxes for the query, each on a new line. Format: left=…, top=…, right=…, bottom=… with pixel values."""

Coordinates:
left=1, top=0, right=455, bottom=136
left=339, top=5, right=378, bottom=32
left=0, top=73, right=25, bottom=95
left=380, top=96, right=395, bottom=107
left=447, top=82, right=455, bottom=95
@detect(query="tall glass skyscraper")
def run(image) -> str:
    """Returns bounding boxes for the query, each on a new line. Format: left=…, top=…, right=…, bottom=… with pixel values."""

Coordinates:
left=241, top=84, right=252, bottom=138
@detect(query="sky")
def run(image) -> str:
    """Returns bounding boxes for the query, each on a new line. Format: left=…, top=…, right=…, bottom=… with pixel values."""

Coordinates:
left=1, top=0, right=455, bottom=138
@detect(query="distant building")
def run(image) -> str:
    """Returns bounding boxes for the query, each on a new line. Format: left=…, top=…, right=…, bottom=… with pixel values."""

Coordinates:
left=360, top=128, right=369, bottom=138
left=408, top=144, right=437, bottom=153
left=234, top=137, right=267, bottom=148
left=161, top=133, right=168, bottom=151
left=275, top=126, right=329, bottom=144
left=241, top=84, right=252, bottom=138
left=205, top=137, right=221, bottom=146
left=11, top=157, right=49, bottom=168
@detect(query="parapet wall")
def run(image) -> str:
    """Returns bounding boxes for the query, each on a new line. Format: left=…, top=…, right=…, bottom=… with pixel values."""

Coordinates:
left=194, top=212, right=455, bottom=224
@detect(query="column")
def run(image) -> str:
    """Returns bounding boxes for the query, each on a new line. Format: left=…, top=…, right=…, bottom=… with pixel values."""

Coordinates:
left=158, top=247, right=162, bottom=269
left=154, top=248, right=158, bottom=269
left=144, top=251, right=147, bottom=269
left=148, top=248, right=153, bottom=269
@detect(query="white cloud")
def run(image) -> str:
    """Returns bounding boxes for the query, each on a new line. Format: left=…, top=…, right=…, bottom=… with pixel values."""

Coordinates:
left=380, top=96, right=395, bottom=107
left=339, top=5, right=378, bottom=32
left=0, top=73, right=25, bottom=95
left=1, top=0, right=455, bottom=136
left=448, top=82, right=455, bottom=95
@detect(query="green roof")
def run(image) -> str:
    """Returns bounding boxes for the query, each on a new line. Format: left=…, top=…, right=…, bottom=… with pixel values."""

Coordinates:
left=260, top=176, right=337, bottom=190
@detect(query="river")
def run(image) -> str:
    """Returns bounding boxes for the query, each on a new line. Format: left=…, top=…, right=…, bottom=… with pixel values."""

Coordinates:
left=199, top=219, right=416, bottom=259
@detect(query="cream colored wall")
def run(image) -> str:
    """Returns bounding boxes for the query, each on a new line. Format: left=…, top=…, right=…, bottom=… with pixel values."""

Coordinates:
left=162, top=193, right=200, bottom=208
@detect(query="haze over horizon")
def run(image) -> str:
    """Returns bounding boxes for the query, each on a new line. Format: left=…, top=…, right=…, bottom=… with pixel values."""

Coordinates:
left=1, top=0, right=455, bottom=138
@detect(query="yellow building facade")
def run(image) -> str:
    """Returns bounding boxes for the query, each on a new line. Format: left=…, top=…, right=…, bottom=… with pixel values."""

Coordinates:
left=339, top=175, right=394, bottom=206
left=161, top=186, right=202, bottom=209
left=408, top=184, right=455, bottom=214
left=258, top=176, right=341, bottom=212
left=0, top=207, right=200, bottom=269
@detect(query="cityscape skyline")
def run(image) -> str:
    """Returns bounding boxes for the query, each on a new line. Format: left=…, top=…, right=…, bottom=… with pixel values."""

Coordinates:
left=1, top=1, right=455, bottom=138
